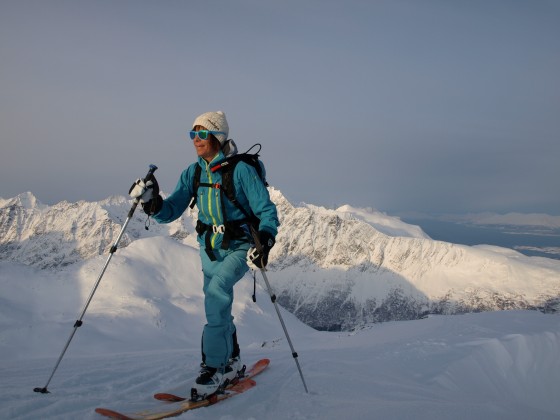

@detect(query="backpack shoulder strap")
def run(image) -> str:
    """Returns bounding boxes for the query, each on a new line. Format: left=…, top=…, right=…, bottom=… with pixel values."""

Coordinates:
left=218, top=159, right=251, bottom=219
left=188, top=164, right=203, bottom=209
left=193, top=144, right=265, bottom=218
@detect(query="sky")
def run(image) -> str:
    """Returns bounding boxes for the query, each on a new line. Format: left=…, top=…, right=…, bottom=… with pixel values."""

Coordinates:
left=1, top=0, right=559, bottom=215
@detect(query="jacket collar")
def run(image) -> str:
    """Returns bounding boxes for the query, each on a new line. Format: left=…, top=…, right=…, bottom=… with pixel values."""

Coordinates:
left=198, top=150, right=225, bottom=169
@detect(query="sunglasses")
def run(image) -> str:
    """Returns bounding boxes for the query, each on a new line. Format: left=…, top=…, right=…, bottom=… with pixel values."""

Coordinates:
left=189, top=130, right=226, bottom=140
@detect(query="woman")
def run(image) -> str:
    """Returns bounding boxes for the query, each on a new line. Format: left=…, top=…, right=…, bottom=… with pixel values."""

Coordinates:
left=130, top=111, right=279, bottom=398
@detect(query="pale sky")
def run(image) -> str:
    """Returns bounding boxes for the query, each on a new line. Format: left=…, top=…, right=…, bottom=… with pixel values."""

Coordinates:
left=1, top=0, right=559, bottom=215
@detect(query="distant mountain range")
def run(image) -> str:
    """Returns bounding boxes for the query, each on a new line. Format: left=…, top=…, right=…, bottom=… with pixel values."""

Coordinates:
left=398, top=210, right=560, bottom=228
left=1, top=190, right=559, bottom=331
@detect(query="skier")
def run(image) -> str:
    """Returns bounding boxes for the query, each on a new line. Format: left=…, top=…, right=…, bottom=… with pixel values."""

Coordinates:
left=129, top=111, right=279, bottom=398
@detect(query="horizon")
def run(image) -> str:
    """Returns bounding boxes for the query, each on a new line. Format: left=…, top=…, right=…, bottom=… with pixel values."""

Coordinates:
left=4, top=189, right=560, bottom=219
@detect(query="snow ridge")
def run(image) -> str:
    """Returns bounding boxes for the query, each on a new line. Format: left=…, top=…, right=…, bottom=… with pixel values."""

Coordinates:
left=267, top=189, right=560, bottom=330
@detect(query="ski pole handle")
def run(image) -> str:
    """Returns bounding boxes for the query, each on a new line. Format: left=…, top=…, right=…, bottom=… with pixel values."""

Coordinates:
left=144, top=164, right=158, bottom=182
left=128, top=164, right=158, bottom=217
left=249, top=224, right=262, bottom=253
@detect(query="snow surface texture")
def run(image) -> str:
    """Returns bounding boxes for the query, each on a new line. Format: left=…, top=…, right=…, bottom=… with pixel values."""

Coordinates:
left=0, top=191, right=560, bottom=418
left=1, top=263, right=560, bottom=419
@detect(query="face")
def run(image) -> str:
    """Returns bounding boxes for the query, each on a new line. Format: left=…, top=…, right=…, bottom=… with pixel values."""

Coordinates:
left=192, top=125, right=220, bottom=162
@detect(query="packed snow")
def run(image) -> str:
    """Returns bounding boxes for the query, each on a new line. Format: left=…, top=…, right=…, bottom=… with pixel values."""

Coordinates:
left=1, top=234, right=560, bottom=419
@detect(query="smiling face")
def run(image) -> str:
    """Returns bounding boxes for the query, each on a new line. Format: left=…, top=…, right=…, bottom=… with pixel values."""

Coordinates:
left=192, top=125, right=221, bottom=162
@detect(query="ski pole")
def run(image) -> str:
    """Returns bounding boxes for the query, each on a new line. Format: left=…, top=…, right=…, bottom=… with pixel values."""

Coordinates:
left=33, top=164, right=158, bottom=394
left=250, top=227, right=309, bottom=394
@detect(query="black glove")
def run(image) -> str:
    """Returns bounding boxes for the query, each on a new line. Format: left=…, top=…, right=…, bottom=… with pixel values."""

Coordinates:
left=129, top=174, right=162, bottom=215
left=247, top=230, right=275, bottom=269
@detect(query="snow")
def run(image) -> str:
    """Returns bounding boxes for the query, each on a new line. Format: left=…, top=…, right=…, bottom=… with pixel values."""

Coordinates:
left=1, top=235, right=560, bottom=419
left=336, top=204, right=430, bottom=239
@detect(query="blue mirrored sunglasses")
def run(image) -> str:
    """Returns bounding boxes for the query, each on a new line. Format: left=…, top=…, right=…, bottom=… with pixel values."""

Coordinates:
left=189, top=130, right=225, bottom=140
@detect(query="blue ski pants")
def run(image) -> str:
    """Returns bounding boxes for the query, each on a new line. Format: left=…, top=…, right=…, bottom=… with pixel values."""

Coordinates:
left=200, top=244, right=250, bottom=370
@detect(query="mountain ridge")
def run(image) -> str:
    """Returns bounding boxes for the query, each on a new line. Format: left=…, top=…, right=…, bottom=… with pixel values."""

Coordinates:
left=1, top=190, right=559, bottom=331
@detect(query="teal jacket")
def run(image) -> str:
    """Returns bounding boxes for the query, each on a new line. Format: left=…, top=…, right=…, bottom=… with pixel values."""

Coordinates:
left=153, top=151, right=279, bottom=250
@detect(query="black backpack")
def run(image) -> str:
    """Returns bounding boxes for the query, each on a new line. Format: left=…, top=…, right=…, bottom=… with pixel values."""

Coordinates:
left=189, top=144, right=268, bottom=260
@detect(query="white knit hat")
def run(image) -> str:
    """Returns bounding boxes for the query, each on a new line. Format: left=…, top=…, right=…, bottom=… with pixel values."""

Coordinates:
left=192, top=111, right=229, bottom=145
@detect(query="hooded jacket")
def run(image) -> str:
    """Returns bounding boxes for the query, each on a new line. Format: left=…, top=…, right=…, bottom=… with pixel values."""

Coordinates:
left=153, top=150, right=279, bottom=250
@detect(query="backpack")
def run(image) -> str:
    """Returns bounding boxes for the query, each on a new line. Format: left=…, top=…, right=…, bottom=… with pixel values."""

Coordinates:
left=189, top=143, right=268, bottom=261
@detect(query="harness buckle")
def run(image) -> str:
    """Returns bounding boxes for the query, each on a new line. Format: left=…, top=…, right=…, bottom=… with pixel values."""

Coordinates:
left=212, top=224, right=226, bottom=234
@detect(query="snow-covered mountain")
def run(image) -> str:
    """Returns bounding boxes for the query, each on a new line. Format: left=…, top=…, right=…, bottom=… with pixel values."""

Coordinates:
left=1, top=190, right=559, bottom=332
left=269, top=191, right=560, bottom=329
left=0, top=192, right=197, bottom=269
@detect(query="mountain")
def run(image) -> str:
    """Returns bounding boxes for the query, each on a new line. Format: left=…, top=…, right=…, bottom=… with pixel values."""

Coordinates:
left=0, top=192, right=196, bottom=269
left=1, top=191, right=559, bottom=332
left=267, top=190, right=560, bottom=329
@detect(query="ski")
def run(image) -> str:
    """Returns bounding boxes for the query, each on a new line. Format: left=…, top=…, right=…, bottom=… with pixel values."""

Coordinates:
left=95, top=380, right=256, bottom=420
left=154, top=358, right=269, bottom=402
left=94, top=359, right=269, bottom=420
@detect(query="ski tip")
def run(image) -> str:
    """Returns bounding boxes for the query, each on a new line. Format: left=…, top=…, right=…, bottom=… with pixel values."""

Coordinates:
left=95, top=407, right=134, bottom=419
left=153, top=392, right=186, bottom=402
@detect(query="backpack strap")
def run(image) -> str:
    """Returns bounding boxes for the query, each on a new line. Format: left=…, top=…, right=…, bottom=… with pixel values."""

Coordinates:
left=188, top=165, right=202, bottom=209
left=219, top=163, right=252, bottom=220
left=195, top=219, right=250, bottom=261
left=210, top=148, right=267, bottom=220
left=216, top=162, right=260, bottom=249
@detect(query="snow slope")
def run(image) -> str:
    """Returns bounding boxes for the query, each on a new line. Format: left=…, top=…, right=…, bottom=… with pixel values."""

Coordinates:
left=1, top=230, right=560, bottom=419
